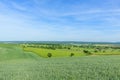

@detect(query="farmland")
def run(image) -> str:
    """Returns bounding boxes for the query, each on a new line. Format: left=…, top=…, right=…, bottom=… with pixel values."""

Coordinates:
left=0, top=42, right=120, bottom=80
left=23, top=42, right=120, bottom=58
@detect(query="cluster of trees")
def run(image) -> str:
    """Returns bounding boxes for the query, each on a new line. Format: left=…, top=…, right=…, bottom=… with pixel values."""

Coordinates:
left=23, top=44, right=72, bottom=50
left=23, top=44, right=120, bottom=50
left=79, top=45, right=120, bottom=50
left=23, top=43, right=120, bottom=49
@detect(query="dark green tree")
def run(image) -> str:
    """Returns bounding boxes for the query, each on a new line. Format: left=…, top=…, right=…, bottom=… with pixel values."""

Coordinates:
left=47, top=53, right=52, bottom=58
left=83, top=50, right=92, bottom=55
left=70, top=53, right=74, bottom=57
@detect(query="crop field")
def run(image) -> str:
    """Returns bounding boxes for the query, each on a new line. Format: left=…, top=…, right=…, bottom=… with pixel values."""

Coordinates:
left=0, top=43, right=120, bottom=80
left=23, top=47, right=85, bottom=57
left=23, top=43, right=120, bottom=57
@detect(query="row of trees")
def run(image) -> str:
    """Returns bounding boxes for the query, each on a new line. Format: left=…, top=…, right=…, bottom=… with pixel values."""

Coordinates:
left=23, top=44, right=72, bottom=50
left=23, top=44, right=120, bottom=50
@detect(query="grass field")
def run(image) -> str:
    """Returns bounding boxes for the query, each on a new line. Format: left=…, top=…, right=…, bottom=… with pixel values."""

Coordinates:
left=0, top=43, right=120, bottom=80
left=23, top=44, right=120, bottom=57
left=23, top=47, right=85, bottom=57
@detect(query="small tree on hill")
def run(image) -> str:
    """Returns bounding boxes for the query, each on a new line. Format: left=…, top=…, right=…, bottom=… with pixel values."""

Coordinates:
left=47, top=53, right=52, bottom=58
left=94, top=50, right=98, bottom=53
left=83, top=50, right=92, bottom=55
left=68, top=47, right=71, bottom=50
left=103, top=50, right=106, bottom=53
left=70, top=53, right=74, bottom=57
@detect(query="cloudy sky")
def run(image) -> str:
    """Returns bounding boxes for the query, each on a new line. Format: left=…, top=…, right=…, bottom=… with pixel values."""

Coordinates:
left=0, top=0, right=120, bottom=41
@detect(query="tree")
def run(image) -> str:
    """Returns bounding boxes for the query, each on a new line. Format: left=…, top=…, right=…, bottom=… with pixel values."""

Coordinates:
left=94, top=50, right=98, bottom=53
left=103, top=50, right=106, bottom=53
left=22, top=45, right=25, bottom=48
left=83, top=50, right=92, bottom=55
left=47, top=53, right=52, bottom=58
left=70, top=53, right=74, bottom=57
left=68, top=47, right=71, bottom=50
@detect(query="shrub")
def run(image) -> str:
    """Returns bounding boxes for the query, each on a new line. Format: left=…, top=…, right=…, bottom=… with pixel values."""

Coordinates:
left=47, top=53, right=52, bottom=58
left=103, top=50, right=106, bottom=53
left=83, top=50, right=92, bottom=55
left=94, top=50, right=98, bottom=53
left=68, top=48, right=71, bottom=50
left=70, top=53, right=74, bottom=57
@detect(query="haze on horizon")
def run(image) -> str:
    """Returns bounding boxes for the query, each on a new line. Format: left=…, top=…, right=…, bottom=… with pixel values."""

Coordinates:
left=0, top=0, right=120, bottom=42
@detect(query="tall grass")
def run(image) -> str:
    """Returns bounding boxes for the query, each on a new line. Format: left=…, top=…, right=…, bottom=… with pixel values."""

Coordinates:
left=0, top=56, right=120, bottom=80
left=0, top=44, right=120, bottom=80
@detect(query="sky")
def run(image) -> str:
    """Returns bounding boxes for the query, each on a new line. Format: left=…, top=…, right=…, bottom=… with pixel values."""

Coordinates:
left=0, top=0, right=120, bottom=42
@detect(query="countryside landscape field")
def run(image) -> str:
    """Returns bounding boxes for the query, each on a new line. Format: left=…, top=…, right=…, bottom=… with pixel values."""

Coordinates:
left=0, top=42, right=120, bottom=80
left=1, top=0, right=120, bottom=80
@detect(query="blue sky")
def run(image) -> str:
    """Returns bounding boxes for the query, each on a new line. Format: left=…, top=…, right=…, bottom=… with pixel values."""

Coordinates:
left=0, top=0, right=120, bottom=41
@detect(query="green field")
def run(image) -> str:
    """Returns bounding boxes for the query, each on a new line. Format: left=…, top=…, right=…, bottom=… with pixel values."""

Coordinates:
left=23, top=43, right=120, bottom=58
left=0, top=43, right=120, bottom=80
left=23, top=47, right=85, bottom=57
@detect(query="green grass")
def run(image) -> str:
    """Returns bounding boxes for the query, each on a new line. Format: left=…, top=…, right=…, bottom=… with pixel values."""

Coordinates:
left=0, top=44, right=120, bottom=80
left=23, top=47, right=120, bottom=58
left=24, top=47, right=85, bottom=57
left=0, top=44, right=40, bottom=61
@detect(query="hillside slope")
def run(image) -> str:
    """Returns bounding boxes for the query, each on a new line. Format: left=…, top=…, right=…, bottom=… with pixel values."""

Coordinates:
left=0, top=44, right=120, bottom=80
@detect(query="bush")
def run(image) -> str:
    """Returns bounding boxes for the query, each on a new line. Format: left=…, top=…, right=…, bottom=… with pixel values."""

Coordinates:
left=103, top=50, right=106, bottom=53
left=47, top=53, right=52, bottom=58
left=70, top=53, right=74, bottom=57
left=83, top=50, right=92, bottom=55
left=94, top=50, right=98, bottom=53
left=68, top=48, right=71, bottom=50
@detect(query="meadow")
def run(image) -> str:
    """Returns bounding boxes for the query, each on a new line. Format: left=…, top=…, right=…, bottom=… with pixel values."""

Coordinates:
left=23, top=43, right=120, bottom=58
left=0, top=42, right=120, bottom=80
